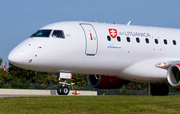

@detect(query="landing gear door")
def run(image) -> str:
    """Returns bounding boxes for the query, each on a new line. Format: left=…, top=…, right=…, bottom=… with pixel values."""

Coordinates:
left=80, top=23, right=98, bottom=56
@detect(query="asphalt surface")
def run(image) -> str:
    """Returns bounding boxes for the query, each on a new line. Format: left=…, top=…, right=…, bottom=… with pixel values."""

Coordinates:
left=0, top=94, right=52, bottom=98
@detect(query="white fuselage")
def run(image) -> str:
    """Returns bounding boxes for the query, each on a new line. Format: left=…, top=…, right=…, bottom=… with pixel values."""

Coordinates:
left=8, top=21, right=180, bottom=82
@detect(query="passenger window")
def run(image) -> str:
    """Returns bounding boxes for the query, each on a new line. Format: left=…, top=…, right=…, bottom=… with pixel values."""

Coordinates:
left=173, top=40, right=176, bottom=45
left=126, top=37, right=130, bottom=42
left=107, top=36, right=111, bottom=41
left=164, top=39, right=167, bottom=45
left=155, top=39, right=158, bottom=44
left=136, top=38, right=140, bottom=43
left=117, top=36, right=121, bottom=42
left=145, top=38, right=149, bottom=43
left=52, top=30, right=65, bottom=38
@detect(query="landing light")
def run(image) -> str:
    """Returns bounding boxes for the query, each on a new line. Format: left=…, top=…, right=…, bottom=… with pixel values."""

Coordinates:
left=156, top=61, right=180, bottom=69
left=158, top=63, right=166, bottom=67
left=156, top=62, right=167, bottom=69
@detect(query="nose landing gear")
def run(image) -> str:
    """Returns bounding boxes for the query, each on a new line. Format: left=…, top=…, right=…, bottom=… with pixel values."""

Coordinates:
left=56, top=73, right=72, bottom=95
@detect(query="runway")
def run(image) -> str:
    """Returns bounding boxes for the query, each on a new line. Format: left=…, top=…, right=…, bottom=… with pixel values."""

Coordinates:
left=0, top=89, right=97, bottom=97
left=0, top=94, right=52, bottom=98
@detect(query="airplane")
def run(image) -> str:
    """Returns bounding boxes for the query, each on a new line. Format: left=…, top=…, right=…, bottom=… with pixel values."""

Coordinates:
left=8, top=21, right=180, bottom=95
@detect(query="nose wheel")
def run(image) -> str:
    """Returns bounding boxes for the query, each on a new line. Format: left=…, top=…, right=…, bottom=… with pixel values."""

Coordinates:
left=57, top=86, right=69, bottom=95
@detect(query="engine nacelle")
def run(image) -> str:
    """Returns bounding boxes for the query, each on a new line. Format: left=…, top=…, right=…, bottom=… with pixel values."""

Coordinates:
left=87, top=75, right=128, bottom=89
left=167, top=63, right=180, bottom=88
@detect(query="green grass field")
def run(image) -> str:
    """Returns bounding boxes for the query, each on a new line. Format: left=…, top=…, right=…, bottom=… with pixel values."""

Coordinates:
left=0, top=96, right=180, bottom=114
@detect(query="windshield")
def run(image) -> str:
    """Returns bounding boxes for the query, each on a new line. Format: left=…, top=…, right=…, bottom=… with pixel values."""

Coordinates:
left=31, top=30, right=52, bottom=37
left=52, top=30, right=65, bottom=38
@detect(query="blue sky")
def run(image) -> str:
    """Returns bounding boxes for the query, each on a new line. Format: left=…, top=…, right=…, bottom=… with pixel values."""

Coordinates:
left=0, top=0, right=180, bottom=67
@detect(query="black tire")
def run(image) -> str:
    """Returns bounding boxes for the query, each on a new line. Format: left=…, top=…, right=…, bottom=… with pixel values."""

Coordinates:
left=57, top=86, right=63, bottom=95
left=61, top=86, right=69, bottom=95
left=159, top=83, right=169, bottom=96
left=151, top=84, right=160, bottom=96
left=151, top=83, right=169, bottom=96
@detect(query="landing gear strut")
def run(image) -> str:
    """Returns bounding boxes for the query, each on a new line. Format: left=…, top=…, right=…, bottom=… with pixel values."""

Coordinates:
left=151, top=83, right=169, bottom=96
left=56, top=73, right=72, bottom=95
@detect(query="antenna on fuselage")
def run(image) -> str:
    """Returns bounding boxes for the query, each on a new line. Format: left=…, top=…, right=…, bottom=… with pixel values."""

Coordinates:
left=127, top=21, right=131, bottom=25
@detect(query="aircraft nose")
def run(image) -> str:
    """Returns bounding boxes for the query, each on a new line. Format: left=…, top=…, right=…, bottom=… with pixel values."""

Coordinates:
left=8, top=47, right=24, bottom=65
left=8, top=39, right=33, bottom=66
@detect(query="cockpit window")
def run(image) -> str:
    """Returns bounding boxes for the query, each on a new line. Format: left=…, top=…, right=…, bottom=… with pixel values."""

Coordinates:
left=31, top=30, right=52, bottom=37
left=52, top=30, right=65, bottom=38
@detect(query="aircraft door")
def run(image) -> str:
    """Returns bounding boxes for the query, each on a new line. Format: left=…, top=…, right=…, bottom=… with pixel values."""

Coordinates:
left=80, top=23, right=98, bottom=56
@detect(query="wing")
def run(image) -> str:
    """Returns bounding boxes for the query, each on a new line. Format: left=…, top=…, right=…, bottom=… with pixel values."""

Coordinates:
left=120, top=58, right=180, bottom=83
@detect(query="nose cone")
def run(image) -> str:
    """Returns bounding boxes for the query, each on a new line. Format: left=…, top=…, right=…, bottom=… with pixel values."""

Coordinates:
left=8, top=39, right=29, bottom=67
left=8, top=47, right=24, bottom=66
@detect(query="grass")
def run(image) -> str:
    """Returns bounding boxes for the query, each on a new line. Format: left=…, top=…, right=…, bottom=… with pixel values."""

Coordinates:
left=0, top=95, right=180, bottom=114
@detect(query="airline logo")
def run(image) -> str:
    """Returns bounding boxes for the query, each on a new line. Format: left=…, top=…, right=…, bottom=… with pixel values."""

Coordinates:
left=109, top=29, right=117, bottom=38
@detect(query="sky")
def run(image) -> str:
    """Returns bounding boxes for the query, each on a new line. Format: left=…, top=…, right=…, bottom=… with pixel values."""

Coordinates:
left=0, top=0, right=180, bottom=67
